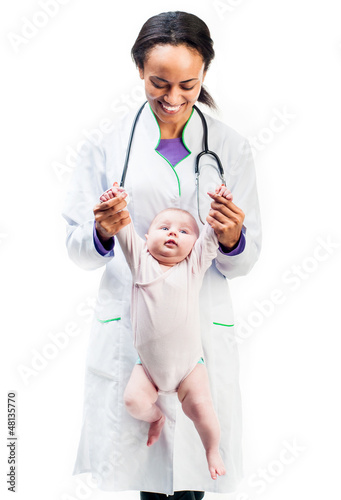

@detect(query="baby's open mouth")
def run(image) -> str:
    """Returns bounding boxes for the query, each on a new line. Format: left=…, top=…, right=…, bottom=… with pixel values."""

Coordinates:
left=165, top=239, right=177, bottom=246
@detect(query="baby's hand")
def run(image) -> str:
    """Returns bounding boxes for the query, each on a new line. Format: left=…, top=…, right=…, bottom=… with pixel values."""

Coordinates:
left=214, top=184, right=233, bottom=201
left=100, top=182, right=126, bottom=203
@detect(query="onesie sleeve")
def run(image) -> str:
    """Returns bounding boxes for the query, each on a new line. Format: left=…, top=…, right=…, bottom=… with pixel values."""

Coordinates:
left=115, top=221, right=144, bottom=275
left=191, top=223, right=219, bottom=276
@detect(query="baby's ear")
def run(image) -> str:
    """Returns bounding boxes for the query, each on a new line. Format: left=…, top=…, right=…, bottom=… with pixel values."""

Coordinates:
left=145, top=234, right=148, bottom=240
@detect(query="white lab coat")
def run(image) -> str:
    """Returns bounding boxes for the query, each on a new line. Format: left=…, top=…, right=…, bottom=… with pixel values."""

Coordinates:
left=62, top=102, right=261, bottom=495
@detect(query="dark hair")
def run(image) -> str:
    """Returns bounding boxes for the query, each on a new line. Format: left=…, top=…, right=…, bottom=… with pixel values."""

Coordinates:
left=131, top=11, right=217, bottom=110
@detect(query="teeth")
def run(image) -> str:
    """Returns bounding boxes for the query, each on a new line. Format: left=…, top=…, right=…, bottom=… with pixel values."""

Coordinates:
left=161, top=103, right=182, bottom=112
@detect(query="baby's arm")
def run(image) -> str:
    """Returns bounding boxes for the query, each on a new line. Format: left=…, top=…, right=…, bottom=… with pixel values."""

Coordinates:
left=99, top=183, right=142, bottom=273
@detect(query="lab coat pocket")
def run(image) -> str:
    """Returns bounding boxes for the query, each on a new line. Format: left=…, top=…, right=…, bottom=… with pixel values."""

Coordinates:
left=211, top=320, right=235, bottom=347
left=85, top=310, right=122, bottom=381
left=209, top=282, right=236, bottom=347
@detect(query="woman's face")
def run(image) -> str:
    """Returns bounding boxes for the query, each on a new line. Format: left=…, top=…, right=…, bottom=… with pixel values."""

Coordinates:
left=139, top=44, right=206, bottom=135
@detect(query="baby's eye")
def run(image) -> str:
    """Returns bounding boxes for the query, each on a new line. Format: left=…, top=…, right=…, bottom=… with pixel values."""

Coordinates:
left=160, top=226, right=169, bottom=231
left=180, top=230, right=188, bottom=234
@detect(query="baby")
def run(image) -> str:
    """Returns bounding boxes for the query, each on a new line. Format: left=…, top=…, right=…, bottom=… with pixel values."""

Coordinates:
left=99, top=183, right=232, bottom=480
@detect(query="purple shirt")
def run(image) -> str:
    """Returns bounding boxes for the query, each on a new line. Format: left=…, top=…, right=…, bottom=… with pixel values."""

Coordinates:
left=93, top=223, right=115, bottom=256
left=156, top=137, right=189, bottom=166
left=94, top=137, right=245, bottom=256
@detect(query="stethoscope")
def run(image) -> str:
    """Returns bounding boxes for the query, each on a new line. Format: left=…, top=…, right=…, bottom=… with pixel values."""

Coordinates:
left=120, top=100, right=226, bottom=224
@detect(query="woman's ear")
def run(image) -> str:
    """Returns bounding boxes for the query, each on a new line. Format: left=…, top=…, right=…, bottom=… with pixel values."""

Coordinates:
left=138, top=66, right=144, bottom=80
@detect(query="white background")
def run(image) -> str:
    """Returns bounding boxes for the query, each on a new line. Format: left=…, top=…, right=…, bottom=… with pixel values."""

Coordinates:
left=1, top=0, right=340, bottom=499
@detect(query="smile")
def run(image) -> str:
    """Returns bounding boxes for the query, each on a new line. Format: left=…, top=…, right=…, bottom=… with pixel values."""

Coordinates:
left=159, top=101, right=185, bottom=114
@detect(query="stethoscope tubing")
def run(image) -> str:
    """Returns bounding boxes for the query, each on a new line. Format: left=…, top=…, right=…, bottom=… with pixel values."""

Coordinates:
left=120, top=100, right=226, bottom=224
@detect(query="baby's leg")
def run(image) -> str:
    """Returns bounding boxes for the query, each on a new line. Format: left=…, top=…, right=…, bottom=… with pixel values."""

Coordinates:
left=124, top=365, right=165, bottom=446
left=178, top=364, right=226, bottom=480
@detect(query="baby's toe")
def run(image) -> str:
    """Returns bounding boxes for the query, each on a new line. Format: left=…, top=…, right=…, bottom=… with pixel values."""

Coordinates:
left=217, top=466, right=226, bottom=476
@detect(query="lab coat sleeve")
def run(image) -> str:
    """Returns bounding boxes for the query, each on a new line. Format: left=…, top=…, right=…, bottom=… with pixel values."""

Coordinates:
left=62, top=142, right=114, bottom=271
left=215, top=138, right=262, bottom=279
left=93, top=222, right=115, bottom=256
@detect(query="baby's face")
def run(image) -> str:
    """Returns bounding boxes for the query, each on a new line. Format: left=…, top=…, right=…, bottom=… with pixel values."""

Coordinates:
left=145, top=210, right=199, bottom=266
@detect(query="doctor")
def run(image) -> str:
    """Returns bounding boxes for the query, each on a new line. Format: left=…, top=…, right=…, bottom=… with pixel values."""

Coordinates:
left=63, top=11, right=261, bottom=500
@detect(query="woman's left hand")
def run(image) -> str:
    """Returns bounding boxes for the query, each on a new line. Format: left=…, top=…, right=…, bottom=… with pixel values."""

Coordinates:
left=207, top=191, right=245, bottom=250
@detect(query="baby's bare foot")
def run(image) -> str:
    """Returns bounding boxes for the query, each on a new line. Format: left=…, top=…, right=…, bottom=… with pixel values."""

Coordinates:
left=206, top=449, right=226, bottom=480
left=147, top=415, right=165, bottom=447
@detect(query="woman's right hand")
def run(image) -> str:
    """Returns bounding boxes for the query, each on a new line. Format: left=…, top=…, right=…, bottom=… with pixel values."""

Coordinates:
left=93, top=191, right=131, bottom=242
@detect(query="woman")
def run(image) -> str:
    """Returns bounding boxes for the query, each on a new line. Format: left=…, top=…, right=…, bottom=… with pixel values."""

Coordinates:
left=63, top=11, right=261, bottom=499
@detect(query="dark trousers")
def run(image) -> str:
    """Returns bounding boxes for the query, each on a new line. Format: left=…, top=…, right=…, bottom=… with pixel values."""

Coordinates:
left=140, top=492, right=205, bottom=500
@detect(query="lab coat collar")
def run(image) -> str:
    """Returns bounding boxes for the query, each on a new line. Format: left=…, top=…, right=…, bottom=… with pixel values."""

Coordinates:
left=140, top=101, right=204, bottom=154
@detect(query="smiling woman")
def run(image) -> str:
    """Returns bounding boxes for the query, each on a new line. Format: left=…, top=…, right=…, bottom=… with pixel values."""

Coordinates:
left=63, top=10, right=261, bottom=500
left=131, top=11, right=216, bottom=139
left=137, top=45, right=206, bottom=138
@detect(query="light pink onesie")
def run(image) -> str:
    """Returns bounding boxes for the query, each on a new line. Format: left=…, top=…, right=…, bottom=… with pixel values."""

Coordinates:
left=116, top=222, right=219, bottom=394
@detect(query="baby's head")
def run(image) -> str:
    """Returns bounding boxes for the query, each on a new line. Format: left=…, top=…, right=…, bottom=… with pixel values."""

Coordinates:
left=145, top=208, right=200, bottom=266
